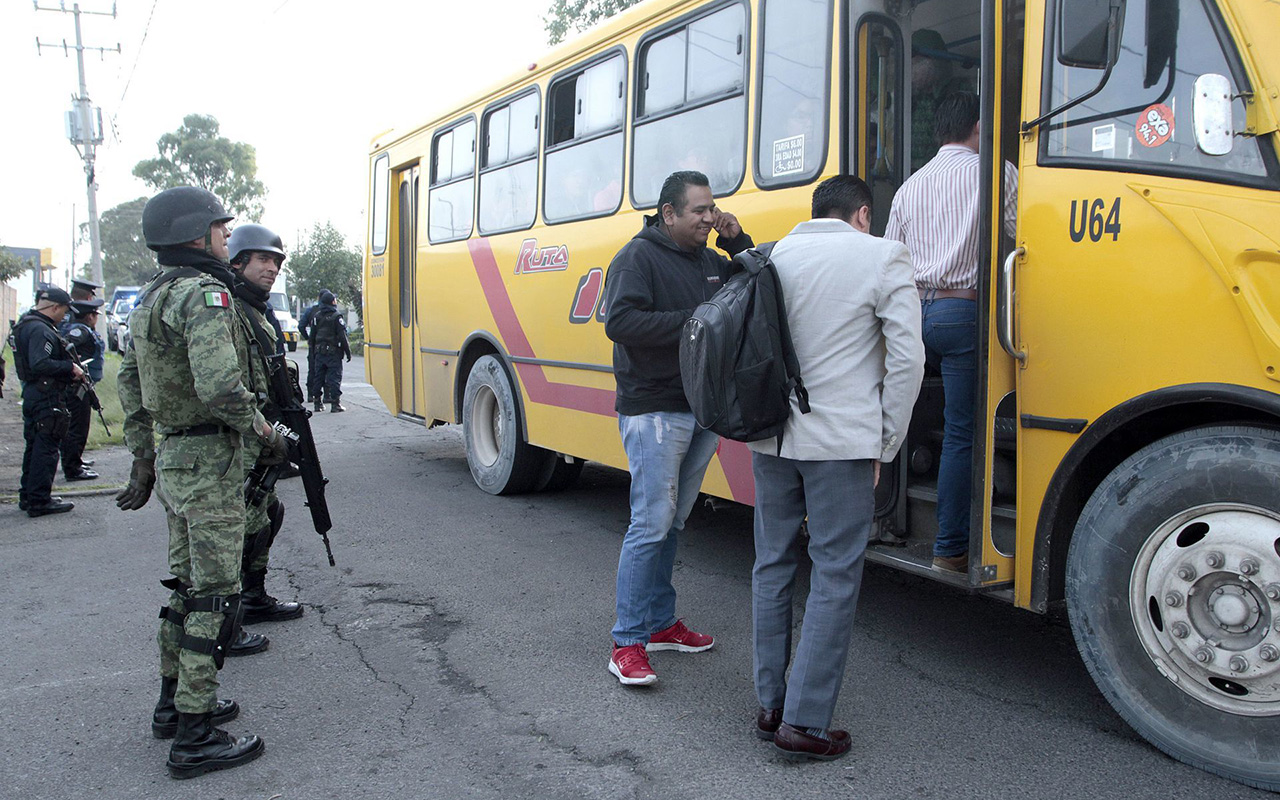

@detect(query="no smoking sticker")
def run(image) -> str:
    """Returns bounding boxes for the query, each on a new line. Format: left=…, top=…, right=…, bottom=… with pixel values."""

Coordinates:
left=1137, top=104, right=1174, bottom=147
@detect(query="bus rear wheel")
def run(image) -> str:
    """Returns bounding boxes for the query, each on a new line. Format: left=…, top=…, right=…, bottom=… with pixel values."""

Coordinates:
left=462, top=355, right=551, bottom=495
left=1067, top=425, right=1280, bottom=792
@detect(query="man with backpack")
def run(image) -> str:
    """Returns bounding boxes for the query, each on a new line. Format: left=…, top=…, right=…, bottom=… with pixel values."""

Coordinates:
left=602, top=170, right=753, bottom=686
left=747, top=176, right=923, bottom=760
left=310, top=290, right=351, bottom=412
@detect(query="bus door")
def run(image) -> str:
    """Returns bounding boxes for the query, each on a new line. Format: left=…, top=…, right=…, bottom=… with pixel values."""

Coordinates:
left=1011, top=0, right=1275, bottom=603
left=394, top=164, right=423, bottom=418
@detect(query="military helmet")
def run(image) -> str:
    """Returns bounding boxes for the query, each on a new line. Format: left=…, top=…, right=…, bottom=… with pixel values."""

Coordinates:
left=142, top=186, right=234, bottom=252
left=228, top=224, right=286, bottom=265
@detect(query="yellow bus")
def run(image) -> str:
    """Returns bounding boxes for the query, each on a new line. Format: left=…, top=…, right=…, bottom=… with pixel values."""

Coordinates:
left=363, top=0, right=1280, bottom=788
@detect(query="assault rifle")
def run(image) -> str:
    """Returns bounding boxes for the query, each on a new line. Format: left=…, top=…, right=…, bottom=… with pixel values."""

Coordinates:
left=243, top=353, right=336, bottom=566
left=64, top=337, right=111, bottom=437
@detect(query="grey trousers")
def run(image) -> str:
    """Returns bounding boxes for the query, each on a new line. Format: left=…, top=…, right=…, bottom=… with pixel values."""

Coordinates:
left=751, top=452, right=873, bottom=730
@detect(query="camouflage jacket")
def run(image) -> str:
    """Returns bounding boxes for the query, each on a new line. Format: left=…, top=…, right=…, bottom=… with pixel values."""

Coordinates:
left=119, top=266, right=267, bottom=460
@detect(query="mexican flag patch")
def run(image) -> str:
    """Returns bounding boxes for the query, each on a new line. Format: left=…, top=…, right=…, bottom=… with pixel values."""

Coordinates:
left=204, top=291, right=231, bottom=308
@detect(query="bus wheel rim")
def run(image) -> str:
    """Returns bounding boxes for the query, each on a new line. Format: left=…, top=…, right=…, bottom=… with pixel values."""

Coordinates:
left=470, top=384, right=501, bottom=468
left=1130, top=502, right=1280, bottom=716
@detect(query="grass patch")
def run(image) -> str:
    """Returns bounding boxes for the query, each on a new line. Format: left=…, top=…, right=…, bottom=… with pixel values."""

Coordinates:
left=85, top=351, right=125, bottom=451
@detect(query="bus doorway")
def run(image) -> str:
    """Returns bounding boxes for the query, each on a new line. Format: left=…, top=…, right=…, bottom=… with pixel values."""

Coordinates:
left=394, top=165, right=423, bottom=418
left=846, top=0, right=1023, bottom=589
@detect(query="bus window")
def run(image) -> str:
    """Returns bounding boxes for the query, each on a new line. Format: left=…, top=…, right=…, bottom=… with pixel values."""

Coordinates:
left=755, top=0, right=831, bottom=188
left=545, top=53, right=626, bottom=223
left=428, top=118, right=476, bottom=243
left=480, top=91, right=539, bottom=234
left=1042, top=0, right=1270, bottom=182
left=371, top=154, right=389, bottom=255
left=632, top=2, right=748, bottom=206
left=857, top=17, right=904, bottom=235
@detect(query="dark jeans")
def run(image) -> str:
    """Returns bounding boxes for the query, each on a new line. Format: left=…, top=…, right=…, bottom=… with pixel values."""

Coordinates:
left=21, top=404, right=66, bottom=506
left=921, top=297, right=975, bottom=558
left=61, top=391, right=91, bottom=472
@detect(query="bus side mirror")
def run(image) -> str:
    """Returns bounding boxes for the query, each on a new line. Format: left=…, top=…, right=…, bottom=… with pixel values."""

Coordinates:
left=1193, top=74, right=1234, bottom=156
left=1059, top=0, right=1125, bottom=69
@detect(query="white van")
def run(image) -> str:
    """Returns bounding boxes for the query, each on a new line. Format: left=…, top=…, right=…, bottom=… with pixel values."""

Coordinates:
left=270, top=292, right=299, bottom=351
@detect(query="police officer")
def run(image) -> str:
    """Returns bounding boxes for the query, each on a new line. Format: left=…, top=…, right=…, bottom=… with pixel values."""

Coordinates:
left=297, top=289, right=326, bottom=404
left=310, top=290, right=350, bottom=412
left=60, top=298, right=105, bottom=481
left=70, top=277, right=103, bottom=302
left=227, top=223, right=305, bottom=625
left=14, top=286, right=83, bottom=517
left=116, top=186, right=289, bottom=779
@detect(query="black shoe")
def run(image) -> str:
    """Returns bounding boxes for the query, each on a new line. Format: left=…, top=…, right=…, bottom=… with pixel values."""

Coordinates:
left=226, top=628, right=269, bottom=657
left=80, top=458, right=95, bottom=467
left=152, top=677, right=239, bottom=739
left=241, top=569, right=304, bottom=624
left=64, top=468, right=99, bottom=481
left=329, top=403, right=346, bottom=413
left=27, top=500, right=74, bottom=518
left=313, top=399, right=324, bottom=413
left=19, top=495, right=62, bottom=511
left=166, top=711, right=264, bottom=779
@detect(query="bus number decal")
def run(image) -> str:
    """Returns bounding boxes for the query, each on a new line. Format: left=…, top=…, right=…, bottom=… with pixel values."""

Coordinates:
left=515, top=238, right=570, bottom=274
left=1069, top=197, right=1121, bottom=243
left=569, top=268, right=604, bottom=324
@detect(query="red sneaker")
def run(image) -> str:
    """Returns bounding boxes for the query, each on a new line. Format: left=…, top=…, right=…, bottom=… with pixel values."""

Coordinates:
left=609, top=643, right=658, bottom=686
left=646, top=619, right=714, bottom=653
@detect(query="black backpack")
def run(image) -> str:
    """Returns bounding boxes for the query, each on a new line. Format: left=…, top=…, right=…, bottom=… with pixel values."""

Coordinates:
left=679, top=242, right=810, bottom=444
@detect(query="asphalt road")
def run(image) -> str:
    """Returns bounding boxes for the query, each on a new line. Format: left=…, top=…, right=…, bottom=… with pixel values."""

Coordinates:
left=0, top=359, right=1268, bottom=799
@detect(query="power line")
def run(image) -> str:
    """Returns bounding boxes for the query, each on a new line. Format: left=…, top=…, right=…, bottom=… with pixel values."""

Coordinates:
left=115, top=0, right=161, bottom=118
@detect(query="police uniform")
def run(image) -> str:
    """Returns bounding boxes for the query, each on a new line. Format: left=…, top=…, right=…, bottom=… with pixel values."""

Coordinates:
left=14, top=288, right=78, bottom=516
left=60, top=299, right=105, bottom=480
left=310, top=292, right=350, bottom=412
left=117, top=186, right=270, bottom=778
left=297, top=298, right=324, bottom=402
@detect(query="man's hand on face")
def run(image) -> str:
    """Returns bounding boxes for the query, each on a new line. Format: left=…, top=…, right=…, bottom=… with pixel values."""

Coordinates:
left=713, top=210, right=742, bottom=240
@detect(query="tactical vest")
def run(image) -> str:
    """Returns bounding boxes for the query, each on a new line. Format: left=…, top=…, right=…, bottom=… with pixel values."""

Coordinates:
left=312, top=307, right=341, bottom=353
left=11, top=312, right=66, bottom=384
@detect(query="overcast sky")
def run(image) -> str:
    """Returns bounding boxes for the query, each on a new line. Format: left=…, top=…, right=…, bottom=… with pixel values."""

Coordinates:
left=1, top=0, right=552, bottom=294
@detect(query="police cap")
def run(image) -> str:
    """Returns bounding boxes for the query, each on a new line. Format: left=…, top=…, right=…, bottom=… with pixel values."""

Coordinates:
left=70, top=298, right=105, bottom=317
left=227, top=223, right=286, bottom=265
left=71, top=277, right=103, bottom=293
left=142, top=186, right=235, bottom=251
left=35, top=286, right=73, bottom=306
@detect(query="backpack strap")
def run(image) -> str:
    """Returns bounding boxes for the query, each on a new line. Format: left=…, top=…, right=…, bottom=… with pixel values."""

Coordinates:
left=755, top=243, right=810, bottom=416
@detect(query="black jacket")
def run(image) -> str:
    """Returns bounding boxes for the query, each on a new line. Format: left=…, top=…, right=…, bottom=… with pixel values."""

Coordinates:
left=13, top=311, right=76, bottom=405
left=603, top=216, right=752, bottom=416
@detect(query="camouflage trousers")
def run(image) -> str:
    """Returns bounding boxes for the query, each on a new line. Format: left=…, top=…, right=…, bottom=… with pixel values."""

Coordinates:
left=242, top=437, right=280, bottom=573
left=155, top=432, right=245, bottom=714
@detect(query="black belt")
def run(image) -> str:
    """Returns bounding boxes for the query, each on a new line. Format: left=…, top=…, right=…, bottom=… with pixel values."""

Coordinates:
left=168, top=423, right=232, bottom=437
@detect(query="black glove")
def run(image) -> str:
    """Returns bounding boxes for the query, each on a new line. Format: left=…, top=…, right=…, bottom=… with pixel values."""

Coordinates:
left=116, top=456, right=156, bottom=511
left=258, top=423, right=293, bottom=466
left=346, top=354, right=352, bottom=363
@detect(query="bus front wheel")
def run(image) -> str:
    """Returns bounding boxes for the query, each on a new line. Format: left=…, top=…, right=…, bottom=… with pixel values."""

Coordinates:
left=462, top=355, right=550, bottom=495
left=1067, top=425, right=1280, bottom=791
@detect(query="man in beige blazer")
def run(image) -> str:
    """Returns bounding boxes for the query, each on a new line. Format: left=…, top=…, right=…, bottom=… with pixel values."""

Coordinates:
left=747, top=175, right=924, bottom=760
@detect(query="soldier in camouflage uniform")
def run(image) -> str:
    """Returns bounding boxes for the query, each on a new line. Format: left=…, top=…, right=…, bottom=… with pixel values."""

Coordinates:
left=226, top=223, right=305, bottom=624
left=116, top=186, right=291, bottom=779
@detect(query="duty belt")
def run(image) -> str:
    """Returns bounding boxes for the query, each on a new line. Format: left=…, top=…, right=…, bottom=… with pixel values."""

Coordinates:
left=168, top=423, right=233, bottom=437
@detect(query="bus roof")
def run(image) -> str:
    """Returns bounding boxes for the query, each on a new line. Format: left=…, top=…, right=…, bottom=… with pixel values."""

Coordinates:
left=368, top=0, right=689, bottom=154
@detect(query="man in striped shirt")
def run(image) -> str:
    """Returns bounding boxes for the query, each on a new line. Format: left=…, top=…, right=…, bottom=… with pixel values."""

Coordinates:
left=884, top=91, right=1018, bottom=573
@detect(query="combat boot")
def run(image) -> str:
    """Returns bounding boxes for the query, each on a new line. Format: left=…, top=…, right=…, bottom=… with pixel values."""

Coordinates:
left=166, top=711, right=264, bottom=779
left=152, top=676, right=240, bottom=739
left=330, top=402, right=346, bottom=413
left=241, top=569, right=304, bottom=624
left=226, top=628, right=269, bottom=657
left=313, top=398, right=324, bottom=413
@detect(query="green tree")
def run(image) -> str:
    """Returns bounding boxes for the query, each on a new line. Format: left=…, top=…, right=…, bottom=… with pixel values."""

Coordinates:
left=0, top=243, right=33, bottom=283
left=544, top=0, right=643, bottom=44
left=286, top=222, right=363, bottom=325
left=132, top=114, right=267, bottom=221
left=85, top=197, right=156, bottom=292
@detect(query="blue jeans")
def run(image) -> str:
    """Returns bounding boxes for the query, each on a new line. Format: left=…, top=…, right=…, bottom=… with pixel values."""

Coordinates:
left=613, top=411, right=720, bottom=646
left=921, top=298, right=975, bottom=558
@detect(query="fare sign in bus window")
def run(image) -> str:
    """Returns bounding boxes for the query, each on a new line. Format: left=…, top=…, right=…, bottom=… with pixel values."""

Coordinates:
left=772, top=134, right=805, bottom=177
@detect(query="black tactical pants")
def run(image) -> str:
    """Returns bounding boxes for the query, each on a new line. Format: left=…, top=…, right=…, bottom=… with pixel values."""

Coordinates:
left=60, top=391, right=91, bottom=472
left=21, top=403, right=67, bottom=506
left=306, top=346, right=320, bottom=401
left=314, top=353, right=344, bottom=403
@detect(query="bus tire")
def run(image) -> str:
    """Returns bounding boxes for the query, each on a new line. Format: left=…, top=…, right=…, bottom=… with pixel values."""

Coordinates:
left=534, top=455, right=585, bottom=492
left=1066, top=425, right=1280, bottom=792
left=462, top=355, right=548, bottom=495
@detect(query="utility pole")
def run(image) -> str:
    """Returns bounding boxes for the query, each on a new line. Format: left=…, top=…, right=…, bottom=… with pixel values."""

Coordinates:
left=35, top=1, right=118, bottom=304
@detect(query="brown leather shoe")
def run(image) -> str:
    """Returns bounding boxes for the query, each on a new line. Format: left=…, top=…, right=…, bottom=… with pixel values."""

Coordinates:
left=773, top=723, right=852, bottom=761
left=756, top=707, right=782, bottom=741
left=933, top=553, right=969, bottom=573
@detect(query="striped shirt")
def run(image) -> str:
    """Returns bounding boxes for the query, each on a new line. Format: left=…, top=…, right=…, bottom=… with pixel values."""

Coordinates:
left=884, top=144, right=1019, bottom=290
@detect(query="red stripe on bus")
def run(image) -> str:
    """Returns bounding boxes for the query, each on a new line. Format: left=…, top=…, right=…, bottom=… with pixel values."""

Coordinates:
left=468, top=239, right=617, bottom=418
left=466, top=238, right=755, bottom=505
